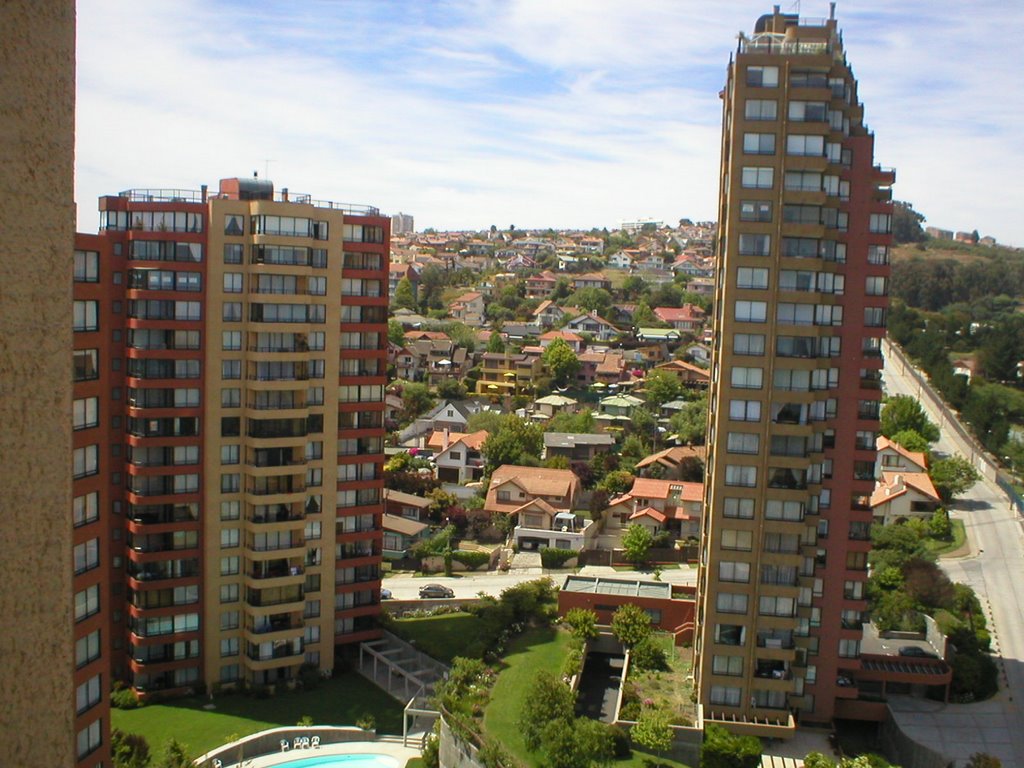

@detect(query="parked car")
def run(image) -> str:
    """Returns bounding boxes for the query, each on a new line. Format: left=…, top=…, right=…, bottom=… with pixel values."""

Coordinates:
left=419, top=583, right=455, bottom=599
left=898, top=645, right=939, bottom=659
left=380, top=588, right=392, bottom=600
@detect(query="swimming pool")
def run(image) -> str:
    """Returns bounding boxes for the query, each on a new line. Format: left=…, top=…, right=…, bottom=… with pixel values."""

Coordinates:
left=271, top=754, right=400, bottom=768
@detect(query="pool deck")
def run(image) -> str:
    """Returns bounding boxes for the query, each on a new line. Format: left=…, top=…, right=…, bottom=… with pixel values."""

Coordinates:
left=225, top=740, right=422, bottom=768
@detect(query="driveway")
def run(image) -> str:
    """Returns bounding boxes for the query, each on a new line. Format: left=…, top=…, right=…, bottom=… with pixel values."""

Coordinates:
left=884, top=347, right=1024, bottom=765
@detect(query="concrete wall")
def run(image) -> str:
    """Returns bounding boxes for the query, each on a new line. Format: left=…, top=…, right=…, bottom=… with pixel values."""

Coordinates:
left=0, top=2, right=76, bottom=766
left=195, top=726, right=375, bottom=766
left=879, top=713, right=951, bottom=768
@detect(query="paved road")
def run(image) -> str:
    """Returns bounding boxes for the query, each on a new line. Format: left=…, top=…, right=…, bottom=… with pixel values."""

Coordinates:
left=382, top=564, right=698, bottom=600
left=884, top=350, right=1024, bottom=765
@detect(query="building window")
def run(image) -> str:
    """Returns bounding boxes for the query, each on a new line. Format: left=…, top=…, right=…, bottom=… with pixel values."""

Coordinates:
left=224, top=273, right=243, bottom=293
left=77, top=719, right=102, bottom=759
left=730, top=367, right=763, bottom=390
left=867, top=245, right=889, bottom=265
left=722, top=497, right=754, bottom=519
left=221, top=611, right=240, bottom=630
left=221, top=445, right=239, bottom=465
left=736, top=266, right=768, bottom=289
left=76, top=629, right=101, bottom=668
left=75, top=584, right=100, bottom=622
left=73, top=445, right=99, bottom=479
left=726, top=432, right=759, bottom=455
left=222, top=388, right=241, bottom=408
left=759, top=595, right=796, bottom=617
left=721, top=529, right=753, bottom=551
left=869, top=213, right=892, bottom=233
left=221, top=500, right=240, bottom=520
left=734, top=300, right=767, bottom=323
left=718, top=561, right=751, bottom=583
left=839, top=639, right=861, bottom=658
left=733, top=333, right=765, bottom=356
left=74, top=250, right=100, bottom=282
left=786, top=134, right=825, bottom=156
left=843, top=580, right=864, bottom=600
left=223, top=331, right=242, bottom=351
left=738, top=233, right=771, bottom=256
left=788, top=101, right=827, bottom=122
left=739, top=200, right=772, bottom=222
left=76, top=674, right=102, bottom=714
left=223, top=302, right=242, bottom=322
left=728, top=399, right=761, bottom=422
left=222, top=360, right=241, bottom=380
left=742, top=132, right=776, bottom=154
left=73, top=300, right=99, bottom=332
left=225, top=215, right=245, bottom=236
left=741, top=167, right=774, bottom=189
left=712, top=655, right=744, bottom=676
left=220, top=556, right=240, bottom=575
left=74, top=492, right=100, bottom=528
left=765, top=500, right=804, bottom=521
left=744, top=99, right=777, bottom=121
left=221, top=664, right=240, bottom=682
left=714, top=624, right=746, bottom=646
left=724, top=465, right=757, bottom=487
left=221, top=637, right=239, bottom=657
left=746, top=65, right=778, bottom=87
left=74, top=538, right=100, bottom=575
left=716, top=593, right=748, bottom=614
left=865, top=276, right=887, bottom=296
left=73, top=397, right=99, bottom=430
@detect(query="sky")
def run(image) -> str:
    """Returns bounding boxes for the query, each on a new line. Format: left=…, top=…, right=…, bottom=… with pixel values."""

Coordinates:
left=76, top=0, right=1024, bottom=245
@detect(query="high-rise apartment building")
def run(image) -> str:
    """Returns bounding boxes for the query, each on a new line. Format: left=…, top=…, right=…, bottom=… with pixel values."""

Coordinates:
left=73, top=178, right=389, bottom=726
left=695, top=6, right=894, bottom=733
left=390, top=212, right=414, bottom=236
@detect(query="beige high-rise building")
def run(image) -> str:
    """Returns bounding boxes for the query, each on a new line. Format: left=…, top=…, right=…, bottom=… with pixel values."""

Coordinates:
left=695, top=6, right=894, bottom=734
left=0, top=1, right=76, bottom=766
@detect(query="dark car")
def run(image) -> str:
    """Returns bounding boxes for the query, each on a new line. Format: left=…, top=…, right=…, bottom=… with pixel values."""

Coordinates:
left=419, top=583, right=455, bottom=599
left=898, top=645, right=939, bottom=659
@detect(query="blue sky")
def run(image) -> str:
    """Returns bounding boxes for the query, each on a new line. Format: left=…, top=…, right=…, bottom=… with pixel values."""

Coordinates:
left=76, top=0, right=1024, bottom=244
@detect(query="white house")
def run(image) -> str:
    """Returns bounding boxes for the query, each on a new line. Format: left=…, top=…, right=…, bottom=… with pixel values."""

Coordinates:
left=870, top=471, right=942, bottom=525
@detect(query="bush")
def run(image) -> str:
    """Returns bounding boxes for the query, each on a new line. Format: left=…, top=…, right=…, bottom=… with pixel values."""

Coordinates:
left=451, top=550, right=491, bottom=570
left=563, top=608, right=599, bottom=640
left=561, top=646, right=584, bottom=680
left=540, top=547, right=576, bottom=569
left=701, top=723, right=761, bottom=768
left=607, top=724, right=632, bottom=759
left=630, top=637, right=669, bottom=673
left=298, top=662, right=321, bottom=690
left=951, top=653, right=998, bottom=701
left=356, top=713, right=376, bottom=731
left=111, top=686, right=140, bottom=710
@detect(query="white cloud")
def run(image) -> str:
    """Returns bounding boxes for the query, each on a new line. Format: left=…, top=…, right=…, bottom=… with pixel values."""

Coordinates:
left=76, top=0, right=1024, bottom=243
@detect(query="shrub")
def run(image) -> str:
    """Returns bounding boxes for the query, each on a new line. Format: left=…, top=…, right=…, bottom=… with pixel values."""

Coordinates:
left=356, top=714, right=376, bottom=731
left=421, top=727, right=440, bottom=768
left=951, top=653, right=998, bottom=701
left=563, top=608, right=599, bottom=640
left=111, top=686, right=140, bottom=710
left=519, top=671, right=576, bottom=751
left=607, top=724, right=632, bottom=758
left=540, top=547, right=576, bottom=569
left=630, top=637, right=669, bottom=673
left=452, top=550, right=491, bottom=570
left=561, top=646, right=584, bottom=680
left=701, top=723, right=761, bottom=768
left=612, top=603, right=653, bottom=648
left=619, top=700, right=641, bottom=721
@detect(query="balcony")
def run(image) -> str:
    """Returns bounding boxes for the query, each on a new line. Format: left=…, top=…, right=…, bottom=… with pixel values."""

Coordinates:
left=248, top=560, right=304, bottom=580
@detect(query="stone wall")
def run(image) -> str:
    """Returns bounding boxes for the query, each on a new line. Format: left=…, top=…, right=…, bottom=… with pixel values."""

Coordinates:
left=0, top=2, right=76, bottom=766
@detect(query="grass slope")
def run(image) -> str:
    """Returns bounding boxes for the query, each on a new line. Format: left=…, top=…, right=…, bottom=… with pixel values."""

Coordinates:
left=112, top=672, right=402, bottom=762
left=387, top=612, right=481, bottom=662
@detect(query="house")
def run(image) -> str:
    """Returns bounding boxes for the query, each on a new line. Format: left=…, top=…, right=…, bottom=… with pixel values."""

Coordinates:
left=653, top=359, right=710, bottom=387
left=636, top=327, right=682, bottom=344
left=430, top=429, right=489, bottom=484
left=579, top=237, right=604, bottom=254
left=566, top=312, right=620, bottom=342
left=526, top=270, right=559, bottom=299
left=383, top=488, right=432, bottom=522
left=571, top=272, right=611, bottom=291
left=389, top=262, right=420, bottom=300
left=510, top=498, right=597, bottom=552
left=501, top=321, right=542, bottom=341
left=504, top=253, right=538, bottom=271
left=391, top=343, right=417, bottom=381
left=476, top=352, right=543, bottom=396
left=539, top=330, right=584, bottom=353
left=635, top=252, right=667, bottom=271
left=532, top=394, right=579, bottom=420
left=875, top=436, right=928, bottom=477
left=382, top=513, right=430, bottom=557
left=870, top=472, right=942, bottom=525
left=685, top=277, right=715, bottom=296
left=575, top=349, right=627, bottom=387
left=406, top=339, right=469, bottom=386
left=634, top=445, right=707, bottom=480
left=683, top=344, right=711, bottom=366
left=391, top=307, right=433, bottom=328
left=653, top=304, right=706, bottom=334
left=449, top=291, right=486, bottom=326
left=558, top=576, right=696, bottom=641
left=952, top=357, right=980, bottom=383
left=398, top=399, right=488, bottom=443
left=606, top=251, right=635, bottom=270
left=484, top=465, right=581, bottom=517
left=605, top=477, right=704, bottom=538
left=533, top=300, right=572, bottom=329
left=598, top=393, right=644, bottom=420
left=543, top=432, right=617, bottom=462
left=384, top=393, right=404, bottom=427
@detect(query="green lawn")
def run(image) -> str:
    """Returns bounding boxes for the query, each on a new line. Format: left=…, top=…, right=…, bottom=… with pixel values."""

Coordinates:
left=483, top=627, right=692, bottom=768
left=927, top=519, right=967, bottom=557
left=388, top=612, right=481, bottom=662
left=483, top=626, right=570, bottom=767
left=112, top=672, right=403, bottom=763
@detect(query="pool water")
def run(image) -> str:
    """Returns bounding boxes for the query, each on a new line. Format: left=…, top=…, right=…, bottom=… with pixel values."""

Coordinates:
left=273, top=755, right=400, bottom=768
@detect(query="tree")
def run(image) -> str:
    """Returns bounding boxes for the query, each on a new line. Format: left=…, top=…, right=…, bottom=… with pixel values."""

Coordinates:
left=542, top=338, right=581, bottom=386
left=569, top=287, right=613, bottom=315
left=930, top=456, right=981, bottom=502
left=388, top=318, right=407, bottom=346
left=393, top=276, right=417, bottom=311
left=668, top=394, right=708, bottom=445
left=802, top=753, right=836, bottom=768
left=888, top=428, right=931, bottom=454
left=564, top=608, right=599, bottom=639
left=546, top=408, right=596, bottom=435
left=892, top=200, right=926, bottom=244
left=482, top=415, right=544, bottom=474
left=642, top=369, right=682, bottom=407
left=445, top=321, right=477, bottom=353
left=399, top=381, right=436, bottom=423
left=111, top=729, right=151, bottom=768
left=487, top=330, right=505, bottom=353
left=436, top=379, right=467, bottom=401
left=611, top=602, right=652, bottom=647
left=621, top=524, right=653, bottom=567
left=519, top=671, right=576, bottom=750
left=701, top=723, right=762, bottom=768
left=621, top=276, right=649, bottom=300
left=632, top=299, right=658, bottom=327
left=630, top=707, right=672, bottom=755
left=880, top=395, right=940, bottom=442
left=156, top=739, right=192, bottom=768
left=542, top=717, right=614, bottom=768
left=598, top=469, right=635, bottom=496
left=467, top=410, right=505, bottom=435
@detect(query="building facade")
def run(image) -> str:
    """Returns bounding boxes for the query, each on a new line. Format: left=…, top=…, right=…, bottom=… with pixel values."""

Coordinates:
left=74, top=178, right=389, bottom=715
left=694, top=8, right=894, bottom=734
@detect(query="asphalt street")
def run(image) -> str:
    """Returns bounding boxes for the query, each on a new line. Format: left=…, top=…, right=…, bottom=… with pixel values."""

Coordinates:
left=884, top=347, right=1024, bottom=765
